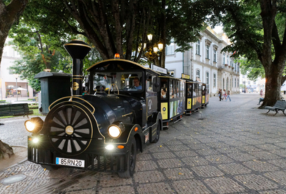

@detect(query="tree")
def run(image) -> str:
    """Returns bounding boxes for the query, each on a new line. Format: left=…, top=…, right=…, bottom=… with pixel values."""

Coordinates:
left=208, top=0, right=286, bottom=106
left=0, top=0, right=28, bottom=159
left=19, top=0, right=209, bottom=67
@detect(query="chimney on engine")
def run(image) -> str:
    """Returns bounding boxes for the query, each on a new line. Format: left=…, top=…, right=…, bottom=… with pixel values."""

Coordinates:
left=64, top=40, right=91, bottom=96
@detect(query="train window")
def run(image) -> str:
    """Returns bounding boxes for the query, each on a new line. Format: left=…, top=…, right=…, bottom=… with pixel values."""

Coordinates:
left=176, top=81, right=180, bottom=98
left=160, top=79, right=168, bottom=99
left=170, top=81, right=174, bottom=99
left=93, top=72, right=143, bottom=92
left=187, top=84, right=192, bottom=98
left=146, top=74, right=156, bottom=92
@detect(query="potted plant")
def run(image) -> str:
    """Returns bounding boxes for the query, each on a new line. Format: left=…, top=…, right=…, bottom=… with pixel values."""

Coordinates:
left=224, top=64, right=228, bottom=67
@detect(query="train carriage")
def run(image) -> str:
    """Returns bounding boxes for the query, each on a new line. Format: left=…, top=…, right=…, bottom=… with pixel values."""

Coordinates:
left=151, top=66, right=185, bottom=129
left=201, top=83, right=209, bottom=108
left=24, top=40, right=162, bottom=178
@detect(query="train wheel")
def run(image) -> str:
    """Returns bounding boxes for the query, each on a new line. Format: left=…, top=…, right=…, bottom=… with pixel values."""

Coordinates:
left=118, top=137, right=137, bottom=178
left=152, top=122, right=161, bottom=143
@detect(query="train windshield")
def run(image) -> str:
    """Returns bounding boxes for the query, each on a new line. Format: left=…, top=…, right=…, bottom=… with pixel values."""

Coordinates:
left=93, top=72, right=143, bottom=92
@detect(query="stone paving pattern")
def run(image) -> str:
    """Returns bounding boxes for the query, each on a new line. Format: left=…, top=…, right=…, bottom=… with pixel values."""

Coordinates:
left=1, top=94, right=286, bottom=193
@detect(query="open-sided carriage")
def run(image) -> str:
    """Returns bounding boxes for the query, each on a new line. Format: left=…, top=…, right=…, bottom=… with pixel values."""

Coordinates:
left=201, top=83, right=209, bottom=108
left=24, top=40, right=162, bottom=178
left=151, top=66, right=185, bottom=129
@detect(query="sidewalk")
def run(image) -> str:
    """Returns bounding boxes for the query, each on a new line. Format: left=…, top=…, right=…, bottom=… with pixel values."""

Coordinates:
left=1, top=94, right=286, bottom=193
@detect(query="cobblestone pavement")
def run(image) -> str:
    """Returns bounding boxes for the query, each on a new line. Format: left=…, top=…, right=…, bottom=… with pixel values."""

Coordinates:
left=1, top=94, right=286, bottom=194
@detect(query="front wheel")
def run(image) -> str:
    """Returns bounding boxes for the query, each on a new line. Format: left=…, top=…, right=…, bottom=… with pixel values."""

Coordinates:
left=118, top=137, right=137, bottom=178
left=152, top=122, right=161, bottom=143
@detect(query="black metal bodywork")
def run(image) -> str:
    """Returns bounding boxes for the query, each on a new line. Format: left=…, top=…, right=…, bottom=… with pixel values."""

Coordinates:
left=28, top=59, right=162, bottom=174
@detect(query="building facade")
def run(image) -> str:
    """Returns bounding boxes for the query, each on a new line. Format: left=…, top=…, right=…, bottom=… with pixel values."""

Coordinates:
left=0, top=39, right=33, bottom=100
left=165, top=27, right=240, bottom=96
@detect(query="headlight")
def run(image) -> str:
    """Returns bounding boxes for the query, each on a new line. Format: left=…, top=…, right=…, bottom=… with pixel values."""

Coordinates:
left=25, top=121, right=35, bottom=132
left=24, top=117, right=44, bottom=133
left=108, top=122, right=125, bottom=138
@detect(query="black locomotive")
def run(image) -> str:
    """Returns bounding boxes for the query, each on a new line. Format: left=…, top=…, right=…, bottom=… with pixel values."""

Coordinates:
left=24, top=40, right=209, bottom=178
left=24, top=40, right=162, bottom=178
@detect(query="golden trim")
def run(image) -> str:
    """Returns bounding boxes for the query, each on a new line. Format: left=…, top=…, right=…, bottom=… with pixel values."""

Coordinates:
left=73, top=78, right=83, bottom=80
left=64, top=43, right=91, bottom=49
left=86, top=59, right=159, bottom=74
left=122, top=112, right=133, bottom=117
left=159, top=76, right=181, bottom=80
left=72, top=39, right=84, bottom=41
left=49, top=96, right=95, bottom=114
left=73, top=75, right=84, bottom=77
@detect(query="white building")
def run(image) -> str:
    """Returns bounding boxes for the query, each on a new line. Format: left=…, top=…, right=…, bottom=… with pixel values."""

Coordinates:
left=165, top=27, right=240, bottom=96
left=0, top=39, right=33, bottom=100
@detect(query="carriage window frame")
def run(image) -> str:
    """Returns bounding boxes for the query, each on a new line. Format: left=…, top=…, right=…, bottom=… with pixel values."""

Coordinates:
left=90, top=70, right=144, bottom=93
left=160, top=78, right=168, bottom=100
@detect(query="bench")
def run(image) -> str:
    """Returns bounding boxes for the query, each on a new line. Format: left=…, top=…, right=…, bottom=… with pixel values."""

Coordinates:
left=0, top=103, right=33, bottom=117
left=265, top=100, right=286, bottom=116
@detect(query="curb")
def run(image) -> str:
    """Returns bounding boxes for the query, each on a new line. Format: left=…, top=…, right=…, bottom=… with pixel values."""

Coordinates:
left=0, top=146, right=28, bottom=173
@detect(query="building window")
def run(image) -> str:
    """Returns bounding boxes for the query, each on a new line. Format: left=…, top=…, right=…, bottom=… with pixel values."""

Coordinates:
left=206, top=72, right=209, bottom=84
left=9, top=68, right=14, bottom=74
left=235, top=79, right=236, bottom=88
left=196, top=40, right=200, bottom=55
left=196, top=69, right=200, bottom=79
left=223, top=53, right=225, bottom=65
left=213, top=73, right=216, bottom=87
left=231, top=61, right=233, bottom=67
left=213, top=49, right=217, bottom=62
left=227, top=56, right=229, bottom=65
left=166, top=40, right=175, bottom=55
left=206, top=46, right=210, bottom=59
left=237, top=79, right=239, bottom=87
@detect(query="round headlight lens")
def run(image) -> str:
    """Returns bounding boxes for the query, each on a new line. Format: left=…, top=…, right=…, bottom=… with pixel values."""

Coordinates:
left=25, top=121, right=35, bottom=132
left=24, top=117, right=44, bottom=133
left=108, top=126, right=121, bottom=138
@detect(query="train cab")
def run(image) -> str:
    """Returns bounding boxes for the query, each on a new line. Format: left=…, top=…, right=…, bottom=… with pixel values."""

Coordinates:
left=201, top=83, right=209, bottom=108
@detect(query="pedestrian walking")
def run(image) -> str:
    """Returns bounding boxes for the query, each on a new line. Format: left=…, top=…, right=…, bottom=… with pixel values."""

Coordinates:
left=223, top=89, right=227, bottom=101
left=218, top=89, right=222, bottom=101
left=226, top=90, right=231, bottom=101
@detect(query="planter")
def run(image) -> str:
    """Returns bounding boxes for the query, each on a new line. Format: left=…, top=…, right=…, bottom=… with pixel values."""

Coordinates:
left=224, top=64, right=228, bottom=67
left=232, top=67, right=234, bottom=69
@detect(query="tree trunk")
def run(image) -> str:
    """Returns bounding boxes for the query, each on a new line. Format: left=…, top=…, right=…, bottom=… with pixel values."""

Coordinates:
left=0, top=140, right=14, bottom=159
left=0, top=0, right=28, bottom=158
left=260, top=64, right=283, bottom=107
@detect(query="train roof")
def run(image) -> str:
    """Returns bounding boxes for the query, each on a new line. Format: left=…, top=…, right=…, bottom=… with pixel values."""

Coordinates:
left=87, top=59, right=159, bottom=74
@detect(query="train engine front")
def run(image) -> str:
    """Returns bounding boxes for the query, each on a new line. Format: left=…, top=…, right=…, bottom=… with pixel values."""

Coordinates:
left=25, top=40, right=162, bottom=178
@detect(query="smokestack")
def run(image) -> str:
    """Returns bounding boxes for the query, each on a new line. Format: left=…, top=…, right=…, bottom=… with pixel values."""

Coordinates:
left=64, top=40, right=91, bottom=96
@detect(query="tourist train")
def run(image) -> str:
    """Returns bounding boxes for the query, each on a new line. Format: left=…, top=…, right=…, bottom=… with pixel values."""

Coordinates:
left=24, top=40, right=209, bottom=178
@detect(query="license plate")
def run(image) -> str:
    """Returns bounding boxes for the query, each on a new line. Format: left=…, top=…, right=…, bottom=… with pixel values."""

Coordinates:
left=56, top=157, right=85, bottom=168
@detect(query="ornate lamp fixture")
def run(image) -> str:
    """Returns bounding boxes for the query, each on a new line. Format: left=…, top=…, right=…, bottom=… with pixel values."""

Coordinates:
left=139, top=34, right=163, bottom=61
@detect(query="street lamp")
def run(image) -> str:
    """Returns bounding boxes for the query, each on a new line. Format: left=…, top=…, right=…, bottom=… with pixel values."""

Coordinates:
left=14, top=74, right=19, bottom=101
left=140, top=33, right=164, bottom=63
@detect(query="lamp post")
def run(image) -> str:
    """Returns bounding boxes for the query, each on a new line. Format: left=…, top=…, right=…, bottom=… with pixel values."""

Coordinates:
left=14, top=74, right=19, bottom=101
left=139, top=34, right=164, bottom=67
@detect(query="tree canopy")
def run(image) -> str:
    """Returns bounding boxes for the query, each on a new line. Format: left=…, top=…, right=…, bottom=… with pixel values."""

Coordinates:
left=12, top=0, right=210, bottom=68
left=207, top=0, right=286, bottom=106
